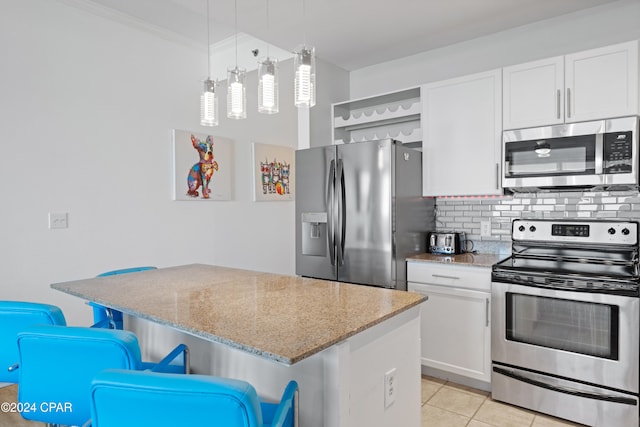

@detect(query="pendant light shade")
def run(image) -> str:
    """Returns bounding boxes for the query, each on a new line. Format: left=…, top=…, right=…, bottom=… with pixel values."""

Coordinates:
left=258, top=58, right=279, bottom=114
left=227, top=67, right=247, bottom=119
left=294, top=45, right=315, bottom=108
left=200, top=0, right=218, bottom=127
left=226, top=0, right=246, bottom=119
left=201, top=79, right=218, bottom=126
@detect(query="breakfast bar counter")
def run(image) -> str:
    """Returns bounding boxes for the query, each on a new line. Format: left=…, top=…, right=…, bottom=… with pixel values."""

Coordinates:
left=52, top=264, right=424, bottom=427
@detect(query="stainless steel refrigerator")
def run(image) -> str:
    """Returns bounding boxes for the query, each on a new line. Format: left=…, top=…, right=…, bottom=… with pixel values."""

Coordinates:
left=295, top=139, right=434, bottom=291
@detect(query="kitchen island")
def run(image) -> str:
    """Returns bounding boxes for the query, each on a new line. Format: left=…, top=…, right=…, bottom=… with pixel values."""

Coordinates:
left=52, top=264, right=424, bottom=427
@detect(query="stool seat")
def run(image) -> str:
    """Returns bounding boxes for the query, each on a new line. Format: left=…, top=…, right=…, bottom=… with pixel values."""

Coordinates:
left=0, top=301, right=66, bottom=384
left=16, top=324, right=189, bottom=426
left=89, top=369, right=298, bottom=427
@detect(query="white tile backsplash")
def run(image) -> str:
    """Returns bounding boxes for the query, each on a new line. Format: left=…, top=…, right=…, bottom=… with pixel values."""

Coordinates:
left=434, top=190, right=640, bottom=253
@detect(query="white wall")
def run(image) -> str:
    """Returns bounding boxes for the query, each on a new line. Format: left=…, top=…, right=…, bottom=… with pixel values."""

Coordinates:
left=350, top=0, right=640, bottom=98
left=310, top=58, right=350, bottom=147
left=0, top=0, right=298, bottom=325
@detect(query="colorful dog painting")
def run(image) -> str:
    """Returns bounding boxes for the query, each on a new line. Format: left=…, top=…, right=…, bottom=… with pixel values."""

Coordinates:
left=187, top=134, right=218, bottom=199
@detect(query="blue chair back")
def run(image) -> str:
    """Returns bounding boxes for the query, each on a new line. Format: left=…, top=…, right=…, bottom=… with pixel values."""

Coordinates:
left=0, top=301, right=66, bottom=383
left=90, top=369, right=263, bottom=427
left=92, top=266, right=156, bottom=329
left=96, top=266, right=157, bottom=277
left=17, top=324, right=144, bottom=426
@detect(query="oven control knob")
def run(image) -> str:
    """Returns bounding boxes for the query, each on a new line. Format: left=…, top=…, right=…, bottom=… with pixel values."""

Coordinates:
left=622, top=228, right=630, bottom=235
left=529, top=226, right=536, bottom=232
left=518, top=225, right=525, bottom=232
left=608, top=228, right=616, bottom=235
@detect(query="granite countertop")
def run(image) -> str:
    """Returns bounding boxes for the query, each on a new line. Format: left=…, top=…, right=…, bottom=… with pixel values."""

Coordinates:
left=406, top=252, right=507, bottom=268
left=51, top=264, right=424, bottom=365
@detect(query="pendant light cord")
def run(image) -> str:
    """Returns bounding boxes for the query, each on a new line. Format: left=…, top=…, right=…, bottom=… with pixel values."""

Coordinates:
left=265, top=0, right=270, bottom=58
left=234, top=0, right=238, bottom=67
left=206, top=0, right=211, bottom=78
left=302, top=0, right=307, bottom=46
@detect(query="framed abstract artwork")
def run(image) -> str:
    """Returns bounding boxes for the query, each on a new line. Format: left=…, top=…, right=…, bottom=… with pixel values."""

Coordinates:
left=172, top=129, right=233, bottom=201
left=251, top=142, right=295, bottom=201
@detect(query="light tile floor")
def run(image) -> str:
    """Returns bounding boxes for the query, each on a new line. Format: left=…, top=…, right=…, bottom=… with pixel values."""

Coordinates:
left=421, top=375, right=585, bottom=427
left=1, top=378, right=586, bottom=427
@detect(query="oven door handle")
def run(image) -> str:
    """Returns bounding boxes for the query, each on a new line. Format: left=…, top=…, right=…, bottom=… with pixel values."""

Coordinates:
left=493, top=366, right=638, bottom=406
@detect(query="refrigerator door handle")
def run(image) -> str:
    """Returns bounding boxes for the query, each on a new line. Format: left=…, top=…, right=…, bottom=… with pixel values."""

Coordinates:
left=336, top=159, right=346, bottom=266
left=327, top=159, right=336, bottom=266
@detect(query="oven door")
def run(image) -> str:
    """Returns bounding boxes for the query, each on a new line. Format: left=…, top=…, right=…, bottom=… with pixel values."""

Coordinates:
left=492, top=281, right=639, bottom=393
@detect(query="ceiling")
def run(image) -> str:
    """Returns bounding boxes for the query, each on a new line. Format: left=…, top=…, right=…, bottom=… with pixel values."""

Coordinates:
left=81, top=0, right=622, bottom=71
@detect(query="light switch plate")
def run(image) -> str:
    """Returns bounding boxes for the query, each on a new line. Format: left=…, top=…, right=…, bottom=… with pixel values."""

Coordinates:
left=49, top=212, right=68, bottom=229
left=481, top=220, right=491, bottom=237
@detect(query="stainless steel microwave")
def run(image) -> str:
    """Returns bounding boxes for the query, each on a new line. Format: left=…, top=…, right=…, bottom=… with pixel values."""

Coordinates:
left=503, top=116, right=639, bottom=192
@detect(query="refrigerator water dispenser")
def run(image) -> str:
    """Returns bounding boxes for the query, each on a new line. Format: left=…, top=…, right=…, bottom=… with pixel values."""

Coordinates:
left=301, top=212, right=327, bottom=256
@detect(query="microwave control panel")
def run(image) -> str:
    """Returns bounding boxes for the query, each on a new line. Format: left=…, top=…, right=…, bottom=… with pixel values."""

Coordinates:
left=603, top=131, right=633, bottom=174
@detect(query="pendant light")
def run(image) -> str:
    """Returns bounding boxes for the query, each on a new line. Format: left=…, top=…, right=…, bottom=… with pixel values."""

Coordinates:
left=200, top=0, right=218, bottom=126
left=227, top=0, right=246, bottom=119
left=294, top=0, right=315, bottom=108
left=258, top=0, right=278, bottom=114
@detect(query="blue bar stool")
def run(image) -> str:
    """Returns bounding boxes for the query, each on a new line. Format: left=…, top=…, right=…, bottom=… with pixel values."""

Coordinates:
left=0, top=301, right=67, bottom=384
left=15, top=324, right=189, bottom=427
left=88, top=369, right=298, bottom=427
left=91, top=266, right=157, bottom=329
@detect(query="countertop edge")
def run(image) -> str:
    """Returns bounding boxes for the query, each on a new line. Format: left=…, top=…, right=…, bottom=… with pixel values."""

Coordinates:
left=406, top=252, right=507, bottom=268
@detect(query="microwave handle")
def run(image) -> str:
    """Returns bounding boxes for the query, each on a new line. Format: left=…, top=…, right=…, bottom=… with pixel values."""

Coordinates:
left=595, top=133, right=603, bottom=174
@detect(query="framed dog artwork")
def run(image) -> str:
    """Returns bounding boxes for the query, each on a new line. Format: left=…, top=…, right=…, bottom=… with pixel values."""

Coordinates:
left=172, top=129, right=233, bottom=201
left=251, top=142, right=295, bottom=202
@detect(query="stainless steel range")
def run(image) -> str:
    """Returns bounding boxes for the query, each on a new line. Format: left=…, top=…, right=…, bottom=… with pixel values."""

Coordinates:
left=492, top=219, right=640, bottom=427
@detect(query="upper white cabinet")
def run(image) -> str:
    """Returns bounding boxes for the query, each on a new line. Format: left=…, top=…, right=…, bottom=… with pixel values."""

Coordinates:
left=332, top=87, right=421, bottom=147
left=504, top=40, right=639, bottom=129
left=422, top=69, right=502, bottom=197
left=503, top=56, right=564, bottom=129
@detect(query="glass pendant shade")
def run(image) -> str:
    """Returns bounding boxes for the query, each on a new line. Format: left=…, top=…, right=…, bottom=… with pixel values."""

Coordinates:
left=227, top=67, right=246, bottom=119
left=258, top=58, right=279, bottom=114
left=294, top=45, right=316, bottom=108
left=200, top=79, right=218, bottom=126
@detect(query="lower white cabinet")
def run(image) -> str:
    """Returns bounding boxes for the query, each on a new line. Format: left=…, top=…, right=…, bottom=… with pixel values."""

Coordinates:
left=407, top=262, right=491, bottom=385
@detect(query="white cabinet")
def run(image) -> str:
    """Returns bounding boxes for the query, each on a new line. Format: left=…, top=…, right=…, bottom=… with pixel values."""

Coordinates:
left=407, top=262, right=491, bottom=385
left=421, top=69, right=502, bottom=197
left=503, top=40, right=639, bottom=129
left=503, top=56, right=564, bottom=129
left=332, top=87, right=421, bottom=147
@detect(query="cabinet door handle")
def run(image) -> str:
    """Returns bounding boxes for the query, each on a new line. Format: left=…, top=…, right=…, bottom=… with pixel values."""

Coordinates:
left=556, top=89, right=561, bottom=119
left=485, top=298, right=490, bottom=327
left=431, top=274, right=460, bottom=280
left=566, top=88, right=571, bottom=118
left=495, top=163, right=500, bottom=190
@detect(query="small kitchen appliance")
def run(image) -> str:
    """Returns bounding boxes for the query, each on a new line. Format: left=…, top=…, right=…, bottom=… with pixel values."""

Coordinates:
left=503, top=116, right=639, bottom=192
left=491, top=219, right=639, bottom=426
left=427, top=231, right=466, bottom=255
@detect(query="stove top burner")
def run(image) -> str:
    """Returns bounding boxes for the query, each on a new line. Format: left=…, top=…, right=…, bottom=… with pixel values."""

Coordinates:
left=493, top=219, right=640, bottom=297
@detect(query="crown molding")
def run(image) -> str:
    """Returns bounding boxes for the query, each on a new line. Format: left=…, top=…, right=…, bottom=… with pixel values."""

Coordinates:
left=54, top=0, right=204, bottom=51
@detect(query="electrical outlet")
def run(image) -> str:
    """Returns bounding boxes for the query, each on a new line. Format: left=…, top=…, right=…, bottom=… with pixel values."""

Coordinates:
left=384, top=368, right=396, bottom=409
left=481, top=220, right=491, bottom=237
left=48, top=212, right=68, bottom=229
